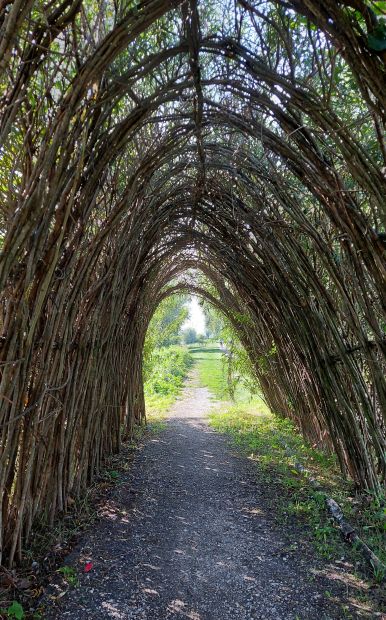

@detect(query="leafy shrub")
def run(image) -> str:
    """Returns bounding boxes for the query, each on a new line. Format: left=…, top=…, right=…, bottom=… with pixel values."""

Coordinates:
left=144, top=346, right=193, bottom=397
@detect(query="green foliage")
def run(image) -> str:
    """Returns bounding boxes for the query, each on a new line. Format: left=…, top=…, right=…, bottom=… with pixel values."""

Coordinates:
left=1, top=602, right=25, bottom=620
left=143, top=295, right=193, bottom=423
left=371, top=560, right=386, bottom=584
left=368, top=18, right=386, bottom=50
left=201, top=301, right=224, bottom=338
left=182, top=327, right=198, bottom=344
left=58, top=565, right=78, bottom=586
left=257, top=342, right=277, bottom=375
left=143, top=296, right=189, bottom=381
left=208, top=403, right=386, bottom=573
left=192, top=346, right=230, bottom=400
left=190, top=343, right=257, bottom=403
left=144, top=345, right=193, bottom=424
left=372, top=0, right=386, bottom=14
left=144, top=295, right=188, bottom=358
left=144, top=346, right=193, bottom=397
left=219, top=317, right=260, bottom=400
left=194, top=297, right=260, bottom=401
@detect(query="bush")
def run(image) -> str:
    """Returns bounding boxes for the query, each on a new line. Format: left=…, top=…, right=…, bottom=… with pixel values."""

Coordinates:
left=144, top=346, right=193, bottom=397
left=182, top=327, right=198, bottom=344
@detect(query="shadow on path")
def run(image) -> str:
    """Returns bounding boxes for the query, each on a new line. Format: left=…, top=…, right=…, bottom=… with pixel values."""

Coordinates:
left=45, top=373, right=377, bottom=619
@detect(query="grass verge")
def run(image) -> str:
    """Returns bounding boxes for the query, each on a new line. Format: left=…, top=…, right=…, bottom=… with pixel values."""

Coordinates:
left=194, top=344, right=386, bottom=587
left=189, top=344, right=252, bottom=402
left=209, top=404, right=385, bottom=576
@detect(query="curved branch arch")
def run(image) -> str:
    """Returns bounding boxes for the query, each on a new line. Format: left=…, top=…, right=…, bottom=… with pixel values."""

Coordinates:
left=0, top=0, right=385, bottom=565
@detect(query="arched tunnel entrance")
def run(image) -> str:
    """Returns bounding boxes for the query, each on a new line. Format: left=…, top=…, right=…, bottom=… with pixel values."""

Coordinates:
left=0, top=0, right=385, bottom=581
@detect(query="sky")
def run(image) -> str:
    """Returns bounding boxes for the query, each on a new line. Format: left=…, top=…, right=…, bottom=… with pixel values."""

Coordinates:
left=182, top=296, right=206, bottom=334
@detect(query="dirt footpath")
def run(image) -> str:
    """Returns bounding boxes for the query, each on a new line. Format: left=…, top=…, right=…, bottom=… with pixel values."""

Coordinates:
left=44, top=373, right=382, bottom=619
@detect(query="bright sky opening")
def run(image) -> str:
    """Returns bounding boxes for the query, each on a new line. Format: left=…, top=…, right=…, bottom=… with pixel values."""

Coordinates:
left=182, top=296, right=206, bottom=335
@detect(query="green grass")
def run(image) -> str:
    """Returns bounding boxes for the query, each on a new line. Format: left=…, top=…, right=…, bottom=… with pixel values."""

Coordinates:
left=193, top=344, right=386, bottom=581
left=189, top=343, right=253, bottom=402
left=208, top=404, right=353, bottom=560
left=189, top=345, right=229, bottom=400
left=145, top=392, right=175, bottom=431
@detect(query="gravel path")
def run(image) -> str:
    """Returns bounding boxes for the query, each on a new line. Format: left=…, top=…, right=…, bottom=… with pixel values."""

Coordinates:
left=44, top=373, right=380, bottom=619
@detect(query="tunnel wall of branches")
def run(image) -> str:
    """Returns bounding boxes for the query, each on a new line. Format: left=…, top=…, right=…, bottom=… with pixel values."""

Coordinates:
left=0, top=0, right=385, bottom=565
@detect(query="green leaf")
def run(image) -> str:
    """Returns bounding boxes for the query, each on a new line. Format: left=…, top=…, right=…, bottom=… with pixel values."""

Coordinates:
left=368, top=19, right=386, bottom=51
left=372, top=1, right=386, bottom=16
left=7, top=601, right=25, bottom=620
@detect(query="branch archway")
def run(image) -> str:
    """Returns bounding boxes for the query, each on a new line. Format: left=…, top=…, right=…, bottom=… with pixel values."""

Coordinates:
left=0, top=0, right=385, bottom=565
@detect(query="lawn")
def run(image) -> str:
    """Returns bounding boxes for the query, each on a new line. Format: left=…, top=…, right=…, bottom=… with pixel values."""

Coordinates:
left=189, top=343, right=255, bottom=403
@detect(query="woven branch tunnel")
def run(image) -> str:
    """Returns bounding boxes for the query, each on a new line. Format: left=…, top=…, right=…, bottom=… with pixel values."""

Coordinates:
left=0, top=0, right=385, bottom=566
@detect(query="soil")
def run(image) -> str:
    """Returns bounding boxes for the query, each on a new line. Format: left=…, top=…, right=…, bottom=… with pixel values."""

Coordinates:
left=43, top=372, right=384, bottom=619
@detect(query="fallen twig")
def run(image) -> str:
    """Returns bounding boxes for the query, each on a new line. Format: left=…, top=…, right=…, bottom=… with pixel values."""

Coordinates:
left=282, top=443, right=386, bottom=581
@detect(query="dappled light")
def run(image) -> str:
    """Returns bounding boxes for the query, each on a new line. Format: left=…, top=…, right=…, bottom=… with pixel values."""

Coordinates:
left=0, top=0, right=385, bottom=584
left=41, top=364, right=382, bottom=618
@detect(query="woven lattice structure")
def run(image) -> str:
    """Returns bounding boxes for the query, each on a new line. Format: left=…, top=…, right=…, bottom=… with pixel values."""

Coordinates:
left=0, top=0, right=385, bottom=565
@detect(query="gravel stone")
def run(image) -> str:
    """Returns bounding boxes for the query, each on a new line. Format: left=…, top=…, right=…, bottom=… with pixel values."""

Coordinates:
left=44, top=374, right=380, bottom=619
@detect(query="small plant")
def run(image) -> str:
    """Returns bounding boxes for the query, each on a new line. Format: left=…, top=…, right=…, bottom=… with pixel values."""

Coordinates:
left=371, top=560, right=386, bottom=584
left=58, top=565, right=78, bottom=586
left=0, top=601, right=25, bottom=619
left=314, top=524, right=335, bottom=543
left=106, top=469, right=119, bottom=481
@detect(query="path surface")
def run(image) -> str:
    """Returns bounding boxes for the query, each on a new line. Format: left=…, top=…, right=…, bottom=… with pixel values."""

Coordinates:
left=45, top=373, right=377, bottom=619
